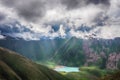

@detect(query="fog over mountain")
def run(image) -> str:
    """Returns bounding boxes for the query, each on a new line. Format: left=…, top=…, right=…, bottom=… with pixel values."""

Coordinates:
left=0, top=0, right=120, bottom=40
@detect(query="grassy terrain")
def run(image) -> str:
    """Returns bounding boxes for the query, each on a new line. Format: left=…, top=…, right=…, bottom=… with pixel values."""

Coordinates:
left=63, top=67, right=100, bottom=80
left=99, top=70, right=120, bottom=80
left=0, top=47, right=70, bottom=80
left=58, top=66, right=116, bottom=80
left=36, top=61, right=56, bottom=69
left=35, top=60, right=119, bottom=80
left=79, top=66, right=107, bottom=77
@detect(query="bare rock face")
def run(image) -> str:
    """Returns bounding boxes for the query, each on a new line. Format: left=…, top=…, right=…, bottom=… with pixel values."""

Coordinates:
left=84, top=53, right=100, bottom=66
left=83, top=41, right=100, bottom=66
left=84, top=51, right=120, bottom=69
left=106, top=53, right=120, bottom=69
left=83, top=40, right=120, bottom=69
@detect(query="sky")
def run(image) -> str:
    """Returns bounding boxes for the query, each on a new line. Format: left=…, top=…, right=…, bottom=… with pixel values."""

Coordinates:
left=0, top=0, right=120, bottom=40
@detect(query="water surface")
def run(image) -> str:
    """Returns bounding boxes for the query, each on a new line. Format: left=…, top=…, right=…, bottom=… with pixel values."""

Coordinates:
left=54, top=66, right=79, bottom=72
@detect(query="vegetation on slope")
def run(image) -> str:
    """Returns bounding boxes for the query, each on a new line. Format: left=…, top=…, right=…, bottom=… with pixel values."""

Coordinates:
left=0, top=47, right=70, bottom=80
left=61, top=66, right=117, bottom=80
left=0, top=37, right=120, bottom=69
left=52, top=37, right=120, bottom=69
left=99, top=70, right=120, bottom=80
left=52, top=37, right=85, bottom=66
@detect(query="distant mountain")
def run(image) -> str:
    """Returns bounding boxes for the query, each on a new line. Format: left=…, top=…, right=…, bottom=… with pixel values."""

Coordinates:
left=0, top=36, right=120, bottom=69
left=0, top=36, right=67, bottom=61
left=51, top=37, right=85, bottom=66
left=0, top=47, right=69, bottom=80
left=52, top=37, right=120, bottom=69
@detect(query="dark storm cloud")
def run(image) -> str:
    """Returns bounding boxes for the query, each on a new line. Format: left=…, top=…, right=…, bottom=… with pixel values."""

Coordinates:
left=61, top=0, right=110, bottom=10
left=0, top=13, right=6, bottom=21
left=16, top=1, right=45, bottom=22
left=61, top=0, right=80, bottom=10
left=86, top=0, right=110, bottom=5
left=0, top=0, right=16, bottom=7
left=0, top=0, right=45, bottom=22
left=93, top=12, right=109, bottom=26
left=61, top=0, right=85, bottom=10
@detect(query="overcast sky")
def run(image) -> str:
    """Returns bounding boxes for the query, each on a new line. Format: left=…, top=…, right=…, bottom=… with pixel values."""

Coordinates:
left=0, top=0, right=120, bottom=40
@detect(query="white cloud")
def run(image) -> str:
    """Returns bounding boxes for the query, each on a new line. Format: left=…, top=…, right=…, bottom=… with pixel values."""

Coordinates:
left=0, top=35, right=5, bottom=39
left=69, top=29, right=86, bottom=39
left=58, top=25, right=66, bottom=38
left=96, top=25, right=120, bottom=39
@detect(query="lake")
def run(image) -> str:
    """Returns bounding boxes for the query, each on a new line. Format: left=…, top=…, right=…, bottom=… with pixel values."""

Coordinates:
left=54, top=66, right=79, bottom=72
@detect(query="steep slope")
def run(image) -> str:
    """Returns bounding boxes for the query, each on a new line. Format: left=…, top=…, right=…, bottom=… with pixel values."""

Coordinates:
left=0, top=47, right=69, bottom=80
left=0, top=37, right=120, bottom=69
left=52, top=37, right=120, bottom=69
left=0, top=37, right=66, bottom=61
left=52, top=37, right=85, bottom=66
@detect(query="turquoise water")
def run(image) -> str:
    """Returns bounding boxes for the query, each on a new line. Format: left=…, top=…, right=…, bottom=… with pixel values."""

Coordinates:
left=54, top=66, right=79, bottom=72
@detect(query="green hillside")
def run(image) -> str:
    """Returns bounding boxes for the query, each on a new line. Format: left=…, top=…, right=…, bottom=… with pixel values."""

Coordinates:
left=99, top=70, right=120, bottom=80
left=0, top=47, right=70, bottom=80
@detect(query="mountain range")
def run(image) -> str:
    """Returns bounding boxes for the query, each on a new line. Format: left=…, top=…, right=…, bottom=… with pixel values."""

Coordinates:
left=0, top=35, right=120, bottom=69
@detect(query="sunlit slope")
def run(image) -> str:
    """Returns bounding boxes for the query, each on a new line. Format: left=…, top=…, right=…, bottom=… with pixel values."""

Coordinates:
left=0, top=47, right=70, bottom=80
left=0, top=37, right=67, bottom=61
left=52, top=37, right=85, bottom=66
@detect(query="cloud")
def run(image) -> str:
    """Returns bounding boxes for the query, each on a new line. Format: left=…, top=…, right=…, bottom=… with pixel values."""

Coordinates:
left=0, top=0, right=109, bottom=24
left=61, top=0, right=110, bottom=10
left=0, top=13, right=6, bottom=21
left=0, top=0, right=120, bottom=40
left=0, top=34, right=5, bottom=39
left=0, top=0, right=109, bottom=23
left=58, top=24, right=66, bottom=38
left=0, top=0, right=45, bottom=22
left=107, top=0, right=120, bottom=19
left=96, top=25, right=120, bottom=39
left=61, top=0, right=81, bottom=10
left=86, top=0, right=110, bottom=5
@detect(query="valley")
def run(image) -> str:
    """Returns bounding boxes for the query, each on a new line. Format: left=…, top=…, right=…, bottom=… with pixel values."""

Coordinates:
left=0, top=37, right=120, bottom=80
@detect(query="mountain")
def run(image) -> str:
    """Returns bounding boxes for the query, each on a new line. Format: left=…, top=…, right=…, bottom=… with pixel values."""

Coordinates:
left=0, top=47, right=70, bottom=80
left=52, top=37, right=120, bottom=69
left=0, top=36, right=67, bottom=61
left=51, top=37, right=85, bottom=66
left=0, top=36, right=120, bottom=69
